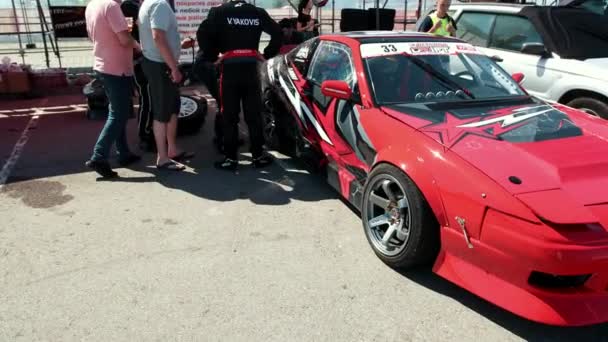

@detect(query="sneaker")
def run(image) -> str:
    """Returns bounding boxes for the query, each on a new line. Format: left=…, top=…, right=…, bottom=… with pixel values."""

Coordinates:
left=118, top=154, right=142, bottom=167
left=214, top=157, right=238, bottom=171
left=252, top=155, right=273, bottom=168
left=85, top=159, right=118, bottom=178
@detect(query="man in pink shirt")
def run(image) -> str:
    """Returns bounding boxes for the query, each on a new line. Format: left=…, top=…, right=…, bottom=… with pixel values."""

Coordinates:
left=85, top=0, right=141, bottom=178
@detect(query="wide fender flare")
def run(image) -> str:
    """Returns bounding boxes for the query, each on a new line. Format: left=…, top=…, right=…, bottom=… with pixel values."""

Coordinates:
left=373, top=146, right=448, bottom=227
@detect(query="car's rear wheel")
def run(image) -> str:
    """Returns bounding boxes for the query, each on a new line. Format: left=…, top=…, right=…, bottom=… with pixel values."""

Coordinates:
left=567, top=97, right=608, bottom=119
left=362, top=164, right=439, bottom=269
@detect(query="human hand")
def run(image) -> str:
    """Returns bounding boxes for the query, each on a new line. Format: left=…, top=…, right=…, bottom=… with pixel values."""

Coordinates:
left=181, top=37, right=195, bottom=49
left=170, top=66, right=183, bottom=84
left=447, top=23, right=456, bottom=35
left=133, top=41, right=141, bottom=53
left=430, top=20, right=442, bottom=32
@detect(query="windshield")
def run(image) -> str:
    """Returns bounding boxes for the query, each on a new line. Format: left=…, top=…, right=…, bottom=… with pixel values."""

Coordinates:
left=361, top=42, right=526, bottom=105
left=572, top=0, right=608, bottom=15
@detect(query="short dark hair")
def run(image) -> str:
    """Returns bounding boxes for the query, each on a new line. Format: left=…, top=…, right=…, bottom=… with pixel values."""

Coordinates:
left=279, top=17, right=297, bottom=28
left=298, top=0, right=311, bottom=14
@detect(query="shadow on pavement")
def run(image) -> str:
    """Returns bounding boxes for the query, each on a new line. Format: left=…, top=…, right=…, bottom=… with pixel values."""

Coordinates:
left=396, top=268, right=608, bottom=342
left=111, top=153, right=338, bottom=206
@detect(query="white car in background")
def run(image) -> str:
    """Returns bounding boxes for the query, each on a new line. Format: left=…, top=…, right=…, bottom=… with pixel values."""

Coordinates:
left=442, top=2, right=608, bottom=118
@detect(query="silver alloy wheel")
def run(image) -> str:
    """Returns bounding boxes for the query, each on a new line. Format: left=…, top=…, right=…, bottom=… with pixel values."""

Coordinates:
left=365, top=174, right=412, bottom=257
left=178, top=96, right=198, bottom=118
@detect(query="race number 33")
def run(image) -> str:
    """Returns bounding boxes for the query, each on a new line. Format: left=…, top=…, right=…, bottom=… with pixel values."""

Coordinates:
left=381, top=44, right=397, bottom=53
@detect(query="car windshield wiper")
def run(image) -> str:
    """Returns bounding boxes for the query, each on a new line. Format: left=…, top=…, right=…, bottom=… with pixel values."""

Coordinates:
left=406, top=55, right=476, bottom=100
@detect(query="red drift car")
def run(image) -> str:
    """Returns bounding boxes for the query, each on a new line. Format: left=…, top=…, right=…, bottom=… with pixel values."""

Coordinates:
left=260, top=32, right=608, bottom=326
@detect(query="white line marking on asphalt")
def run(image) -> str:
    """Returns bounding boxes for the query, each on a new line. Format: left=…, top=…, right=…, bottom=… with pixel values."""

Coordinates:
left=0, top=115, right=39, bottom=187
left=0, top=105, right=87, bottom=119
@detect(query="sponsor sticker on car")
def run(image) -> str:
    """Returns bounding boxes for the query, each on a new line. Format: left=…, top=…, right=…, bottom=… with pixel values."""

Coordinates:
left=360, top=42, right=484, bottom=58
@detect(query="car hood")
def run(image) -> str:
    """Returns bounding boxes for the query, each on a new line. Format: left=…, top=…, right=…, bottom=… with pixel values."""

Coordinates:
left=383, top=98, right=608, bottom=223
left=546, top=57, right=608, bottom=81
left=584, top=57, right=608, bottom=69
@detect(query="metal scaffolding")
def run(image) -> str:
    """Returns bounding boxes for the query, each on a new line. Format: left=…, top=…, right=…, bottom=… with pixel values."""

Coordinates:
left=0, top=0, right=60, bottom=68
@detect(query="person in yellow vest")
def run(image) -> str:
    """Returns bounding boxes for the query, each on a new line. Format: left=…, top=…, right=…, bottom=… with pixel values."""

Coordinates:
left=418, top=0, right=457, bottom=37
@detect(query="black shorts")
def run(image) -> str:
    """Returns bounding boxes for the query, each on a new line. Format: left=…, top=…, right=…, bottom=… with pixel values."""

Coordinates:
left=141, top=58, right=180, bottom=123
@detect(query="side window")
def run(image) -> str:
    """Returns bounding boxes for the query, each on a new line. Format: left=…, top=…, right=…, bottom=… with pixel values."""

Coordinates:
left=286, top=38, right=318, bottom=76
left=306, top=41, right=356, bottom=111
left=307, top=41, right=356, bottom=87
left=489, top=15, right=543, bottom=53
left=456, top=12, right=496, bottom=47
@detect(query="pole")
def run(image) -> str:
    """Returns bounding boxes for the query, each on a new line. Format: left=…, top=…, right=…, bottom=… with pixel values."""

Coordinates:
left=331, top=0, right=335, bottom=33
left=36, top=0, right=50, bottom=67
left=284, top=0, right=297, bottom=11
left=10, top=0, right=26, bottom=64
left=375, top=0, right=379, bottom=30
left=404, top=0, right=407, bottom=30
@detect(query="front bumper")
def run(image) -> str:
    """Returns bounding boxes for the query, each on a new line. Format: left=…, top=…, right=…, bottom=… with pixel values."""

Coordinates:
left=433, top=209, right=608, bottom=326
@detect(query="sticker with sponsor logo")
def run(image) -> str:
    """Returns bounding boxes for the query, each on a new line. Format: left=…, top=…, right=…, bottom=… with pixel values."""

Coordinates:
left=287, top=67, right=298, bottom=81
left=360, top=42, right=484, bottom=58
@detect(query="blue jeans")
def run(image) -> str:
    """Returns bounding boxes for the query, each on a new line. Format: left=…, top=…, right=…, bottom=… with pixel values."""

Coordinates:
left=91, top=72, right=134, bottom=162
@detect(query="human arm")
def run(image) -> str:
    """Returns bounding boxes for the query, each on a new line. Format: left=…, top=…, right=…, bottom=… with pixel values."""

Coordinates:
left=260, top=8, right=283, bottom=60
left=108, top=2, right=138, bottom=48
left=447, top=17, right=457, bottom=36
left=152, top=28, right=181, bottom=83
left=197, top=10, right=220, bottom=63
left=149, top=2, right=182, bottom=82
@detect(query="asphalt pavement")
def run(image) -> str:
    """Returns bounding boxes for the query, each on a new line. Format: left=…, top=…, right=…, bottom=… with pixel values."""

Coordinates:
left=1, top=103, right=608, bottom=341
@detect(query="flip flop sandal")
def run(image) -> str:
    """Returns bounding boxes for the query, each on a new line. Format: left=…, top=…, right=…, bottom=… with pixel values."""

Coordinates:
left=156, top=160, right=186, bottom=171
left=169, top=151, right=195, bottom=162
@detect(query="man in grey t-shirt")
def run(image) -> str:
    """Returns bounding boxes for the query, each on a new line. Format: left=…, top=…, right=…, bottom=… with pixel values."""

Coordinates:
left=138, top=0, right=193, bottom=171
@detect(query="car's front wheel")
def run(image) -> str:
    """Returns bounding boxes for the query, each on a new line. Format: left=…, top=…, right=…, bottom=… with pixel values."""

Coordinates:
left=362, top=164, right=440, bottom=269
left=567, top=97, right=608, bottom=119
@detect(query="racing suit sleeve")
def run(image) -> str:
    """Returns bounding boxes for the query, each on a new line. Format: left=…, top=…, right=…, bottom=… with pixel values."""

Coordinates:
left=197, top=8, right=220, bottom=62
left=258, top=8, right=282, bottom=60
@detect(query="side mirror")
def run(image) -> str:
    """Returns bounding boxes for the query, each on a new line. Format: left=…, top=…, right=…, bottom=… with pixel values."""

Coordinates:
left=321, top=80, right=353, bottom=100
left=511, top=72, right=525, bottom=84
left=521, top=43, right=550, bottom=58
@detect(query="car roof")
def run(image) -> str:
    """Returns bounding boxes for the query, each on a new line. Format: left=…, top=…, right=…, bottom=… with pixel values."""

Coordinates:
left=322, top=31, right=463, bottom=44
left=450, top=2, right=532, bottom=13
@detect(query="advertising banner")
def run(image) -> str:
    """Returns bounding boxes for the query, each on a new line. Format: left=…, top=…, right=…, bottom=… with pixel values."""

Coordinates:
left=173, top=0, right=222, bottom=64
left=49, top=6, right=88, bottom=38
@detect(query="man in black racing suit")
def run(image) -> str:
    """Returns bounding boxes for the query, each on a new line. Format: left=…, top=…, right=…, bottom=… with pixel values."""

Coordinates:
left=198, top=0, right=282, bottom=171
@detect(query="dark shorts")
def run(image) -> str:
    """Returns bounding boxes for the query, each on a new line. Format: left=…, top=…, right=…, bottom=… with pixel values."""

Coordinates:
left=141, top=57, right=180, bottom=123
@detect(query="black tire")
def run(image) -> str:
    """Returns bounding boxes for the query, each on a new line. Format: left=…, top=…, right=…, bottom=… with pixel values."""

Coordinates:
left=177, top=95, right=208, bottom=136
left=566, top=97, right=608, bottom=119
left=362, top=164, right=440, bottom=269
left=262, top=90, right=298, bottom=156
